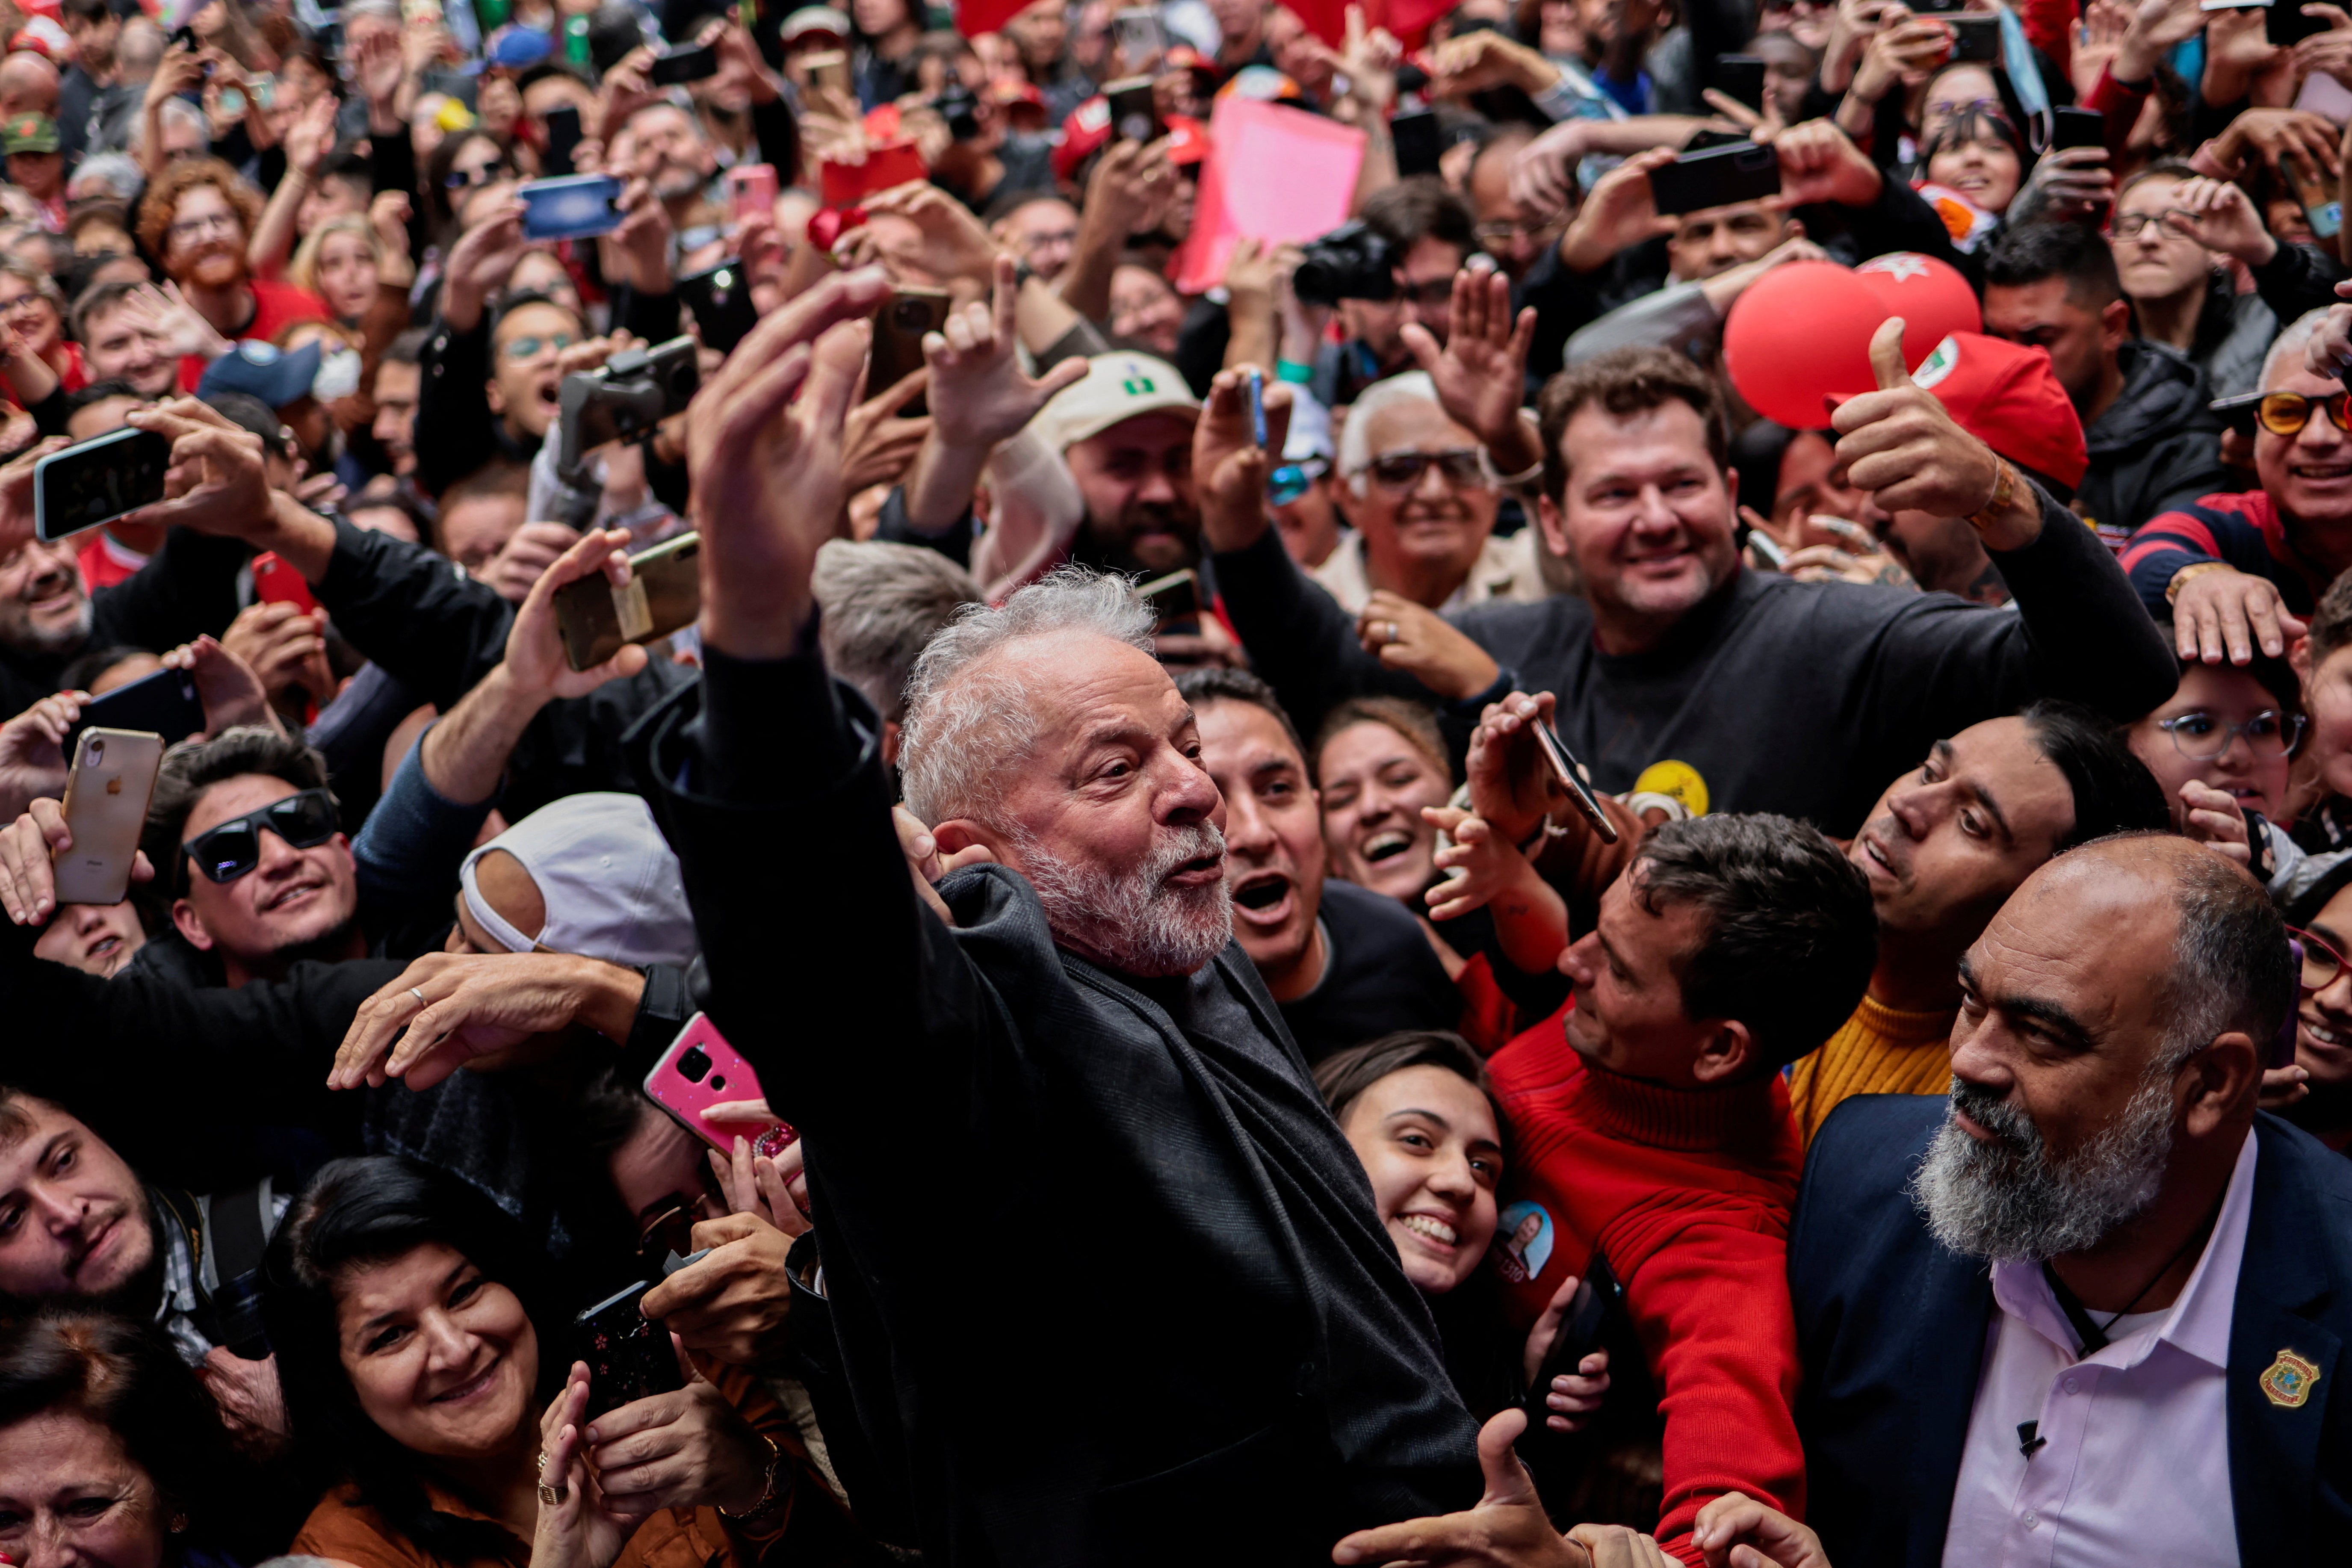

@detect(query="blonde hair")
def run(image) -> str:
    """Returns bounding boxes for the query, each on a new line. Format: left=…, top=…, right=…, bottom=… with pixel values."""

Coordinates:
left=286, top=215, right=384, bottom=305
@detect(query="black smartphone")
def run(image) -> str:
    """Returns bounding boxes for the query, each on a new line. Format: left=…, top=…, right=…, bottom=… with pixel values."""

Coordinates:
left=1946, top=13, right=2000, bottom=62
left=935, top=82, right=982, bottom=141
left=869, top=287, right=950, bottom=416
left=2051, top=105, right=2105, bottom=151
left=573, top=1282, right=685, bottom=1420
left=1105, top=74, right=1161, bottom=143
left=1138, top=567, right=1199, bottom=628
left=1531, top=717, right=1619, bottom=844
left=1646, top=140, right=1780, bottom=216
left=647, top=40, right=719, bottom=86
left=676, top=256, right=759, bottom=356
left=542, top=102, right=583, bottom=177
left=1392, top=107, right=1443, bottom=178
left=1712, top=54, right=1766, bottom=112
left=1517, top=1254, right=1622, bottom=1441
left=1905, top=0, right=1965, bottom=12
left=553, top=532, right=702, bottom=672
left=2210, top=390, right=2265, bottom=437
left=2271, top=0, right=2331, bottom=46
left=33, top=427, right=172, bottom=542
left=65, top=666, right=204, bottom=754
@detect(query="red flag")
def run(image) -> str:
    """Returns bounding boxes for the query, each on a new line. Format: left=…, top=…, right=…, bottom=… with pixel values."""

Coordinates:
left=953, top=0, right=1035, bottom=36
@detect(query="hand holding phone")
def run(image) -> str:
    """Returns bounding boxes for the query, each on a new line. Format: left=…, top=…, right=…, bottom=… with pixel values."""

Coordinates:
left=1531, top=718, right=1619, bottom=845
left=33, top=426, right=173, bottom=542
left=53, top=729, right=163, bottom=907
left=517, top=174, right=624, bottom=242
left=573, top=1282, right=686, bottom=1419
left=642, top=1012, right=792, bottom=1155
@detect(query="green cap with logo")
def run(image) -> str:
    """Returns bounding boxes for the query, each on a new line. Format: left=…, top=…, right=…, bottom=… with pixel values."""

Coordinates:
left=1038, top=352, right=1202, bottom=450
left=2, top=114, right=58, bottom=157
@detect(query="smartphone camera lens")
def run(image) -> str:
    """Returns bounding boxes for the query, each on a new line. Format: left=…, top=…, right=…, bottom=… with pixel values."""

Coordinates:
left=893, top=300, right=929, bottom=328
left=677, top=1046, right=711, bottom=1083
left=87, top=738, right=102, bottom=765
left=709, top=1074, right=726, bottom=1091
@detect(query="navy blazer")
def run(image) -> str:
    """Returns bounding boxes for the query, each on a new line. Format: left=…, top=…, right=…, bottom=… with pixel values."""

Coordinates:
left=1789, top=1095, right=2352, bottom=1567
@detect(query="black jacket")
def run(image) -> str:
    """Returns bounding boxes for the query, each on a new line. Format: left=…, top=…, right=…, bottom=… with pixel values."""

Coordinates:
left=1211, top=484, right=2178, bottom=836
left=1791, top=1095, right=2352, bottom=1567
left=0, top=528, right=249, bottom=719
left=631, top=647, right=1482, bottom=1566
left=2076, top=340, right=2228, bottom=539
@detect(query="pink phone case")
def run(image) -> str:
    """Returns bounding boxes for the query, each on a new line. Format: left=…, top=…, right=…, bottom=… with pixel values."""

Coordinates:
left=641, top=1013, right=794, bottom=1155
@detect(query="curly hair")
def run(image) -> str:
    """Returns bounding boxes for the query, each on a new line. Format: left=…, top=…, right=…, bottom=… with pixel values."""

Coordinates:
left=134, top=157, right=264, bottom=260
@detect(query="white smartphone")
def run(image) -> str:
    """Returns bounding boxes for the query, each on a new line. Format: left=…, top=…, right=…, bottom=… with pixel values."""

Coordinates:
left=53, top=727, right=162, bottom=907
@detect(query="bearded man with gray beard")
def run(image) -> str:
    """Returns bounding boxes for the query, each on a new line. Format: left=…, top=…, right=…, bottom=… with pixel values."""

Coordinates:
left=632, top=273, right=1481, bottom=1568
left=1786, top=832, right=2352, bottom=1568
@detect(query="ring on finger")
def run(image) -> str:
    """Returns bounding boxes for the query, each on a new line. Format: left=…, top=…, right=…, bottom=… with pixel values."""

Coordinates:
left=538, top=1482, right=565, bottom=1506
left=410, top=986, right=428, bottom=1008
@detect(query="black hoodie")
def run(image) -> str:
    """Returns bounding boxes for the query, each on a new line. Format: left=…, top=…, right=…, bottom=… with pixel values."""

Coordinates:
left=2076, top=339, right=2230, bottom=539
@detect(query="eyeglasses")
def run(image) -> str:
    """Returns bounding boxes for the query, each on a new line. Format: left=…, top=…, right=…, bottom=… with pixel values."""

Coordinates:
left=2155, top=707, right=2303, bottom=760
left=443, top=161, right=508, bottom=191
left=1392, top=276, right=1455, bottom=307
left=1365, top=448, right=1488, bottom=491
left=2291, top=926, right=2349, bottom=993
left=0, top=291, right=44, bottom=315
left=635, top=1194, right=701, bottom=1270
left=180, top=787, right=337, bottom=887
left=1267, top=458, right=1327, bottom=505
left=165, top=211, right=239, bottom=243
left=2112, top=209, right=2201, bottom=241
left=1474, top=215, right=1566, bottom=248
left=498, top=331, right=576, bottom=361
left=2255, top=390, right=2352, bottom=437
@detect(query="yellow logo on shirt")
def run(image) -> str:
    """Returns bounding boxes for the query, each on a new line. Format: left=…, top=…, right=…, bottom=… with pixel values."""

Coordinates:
left=2260, top=1349, right=2321, bottom=1409
left=1632, top=760, right=1709, bottom=818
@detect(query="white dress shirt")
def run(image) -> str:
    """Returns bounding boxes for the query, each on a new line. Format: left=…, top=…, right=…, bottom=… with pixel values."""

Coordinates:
left=1942, top=1131, right=2257, bottom=1568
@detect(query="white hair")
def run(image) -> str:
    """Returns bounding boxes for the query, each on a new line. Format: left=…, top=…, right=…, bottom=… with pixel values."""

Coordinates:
left=1337, top=370, right=1443, bottom=488
left=132, top=97, right=206, bottom=156
left=67, top=153, right=141, bottom=203
left=897, top=566, right=1157, bottom=827
left=2265, top=306, right=2334, bottom=391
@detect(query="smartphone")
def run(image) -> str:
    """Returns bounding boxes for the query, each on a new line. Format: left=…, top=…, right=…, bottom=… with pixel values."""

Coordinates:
left=1646, top=140, right=1780, bottom=216
left=1138, top=567, right=1200, bottom=628
left=573, top=1282, right=685, bottom=1419
left=869, top=286, right=950, bottom=416
left=676, top=256, right=760, bottom=357
left=1904, top=0, right=1965, bottom=12
left=647, top=40, right=718, bottom=86
left=2210, top=389, right=2265, bottom=436
left=1515, top=1254, right=1623, bottom=1447
left=1246, top=368, right=1268, bottom=448
left=1531, top=717, right=1620, bottom=844
left=1747, top=527, right=1789, bottom=568
left=33, top=426, right=172, bottom=542
left=640, top=1011, right=794, bottom=1155
left=1112, top=5, right=1167, bottom=71
left=559, top=336, right=701, bottom=471
left=1946, top=13, right=2000, bottom=62
left=542, top=102, right=582, bottom=176
left=53, top=728, right=163, bottom=907
left=517, top=173, right=624, bottom=242
left=801, top=47, right=850, bottom=97
left=817, top=140, right=928, bottom=207
left=2285, top=151, right=2344, bottom=239
left=65, top=667, right=204, bottom=756
left=252, top=550, right=318, bottom=614
left=1392, top=107, right=1443, bottom=178
left=2051, top=105, right=2106, bottom=151
left=1105, top=74, right=1162, bottom=143
left=725, top=162, right=777, bottom=227
left=2273, top=0, right=2333, bottom=44
left=1713, top=55, right=1766, bottom=112
left=2199, top=0, right=2267, bottom=9
left=553, top=531, right=702, bottom=671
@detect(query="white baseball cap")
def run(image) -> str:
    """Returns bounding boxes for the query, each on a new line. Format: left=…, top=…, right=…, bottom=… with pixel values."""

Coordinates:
left=459, top=793, right=697, bottom=969
left=1038, top=352, right=1201, bottom=450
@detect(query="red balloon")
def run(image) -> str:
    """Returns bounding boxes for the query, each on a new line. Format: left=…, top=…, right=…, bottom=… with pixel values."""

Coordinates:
left=1853, top=252, right=1982, bottom=367
left=1722, top=261, right=1885, bottom=431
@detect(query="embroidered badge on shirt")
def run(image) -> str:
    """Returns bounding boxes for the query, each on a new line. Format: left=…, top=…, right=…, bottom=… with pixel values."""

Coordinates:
left=2259, top=1349, right=2321, bottom=1409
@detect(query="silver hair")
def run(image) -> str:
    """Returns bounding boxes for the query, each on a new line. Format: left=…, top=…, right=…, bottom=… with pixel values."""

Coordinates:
left=2264, top=306, right=2334, bottom=391
left=812, top=539, right=982, bottom=726
left=1338, top=370, right=1442, bottom=489
left=67, top=152, right=142, bottom=203
left=897, top=565, right=1157, bottom=827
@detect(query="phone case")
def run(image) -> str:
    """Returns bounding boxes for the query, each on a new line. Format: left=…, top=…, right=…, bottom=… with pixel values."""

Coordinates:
left=33, top=427, right=173, bottom=542
left=253, top=551, right=319, bottom=614
left=554, top=532, right=702, bottom=672
left=66, top=667, right=204, bottom=756
left=1105, top=75, right=1161, bottom=142
left=573, top=1282, right=685, bottom=1419
left=641, top=1012, right=790, bottom=1155
left=54, top=729, right=163, bottom=907
left=1647, top=141, right=1779, bottom=216
left=518, top=174, right=623, bottom=241
left=870, top=289, right=950, bottom=416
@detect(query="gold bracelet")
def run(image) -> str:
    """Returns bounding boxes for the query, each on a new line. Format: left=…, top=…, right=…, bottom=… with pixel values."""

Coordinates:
left=1964, top=460, right=2016, bottom=533
left=720, top=1434, right=784, bottom=1523
left=2165, top=560, right=2235, bottom=605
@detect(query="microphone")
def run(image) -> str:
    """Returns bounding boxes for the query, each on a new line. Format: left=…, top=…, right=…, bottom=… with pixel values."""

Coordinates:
left=2016, top=1420, right=2045, bottom=1459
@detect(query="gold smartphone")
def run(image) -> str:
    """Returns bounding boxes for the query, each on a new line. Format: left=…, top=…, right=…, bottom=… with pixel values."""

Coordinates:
left=869, top=287, right=951, bottom=416
left=553, top=532, right=702, bottom=673
left=55, top=727, right=163, bottom=906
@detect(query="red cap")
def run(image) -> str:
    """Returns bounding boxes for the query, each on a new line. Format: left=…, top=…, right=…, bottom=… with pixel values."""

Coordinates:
left=1164, top=114, right=1208, bottom=165
left=1164, top=44, right=1216, bottom=78
left=1909, top=331, right=2088, bottom=495
left=1053, top=95, right=1113, bottom=182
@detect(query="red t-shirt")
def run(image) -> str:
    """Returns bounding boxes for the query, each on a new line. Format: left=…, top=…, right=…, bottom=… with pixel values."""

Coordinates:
left=75, top=528, right=150, bottom=591
left=175, top=278, right=330, bottom=391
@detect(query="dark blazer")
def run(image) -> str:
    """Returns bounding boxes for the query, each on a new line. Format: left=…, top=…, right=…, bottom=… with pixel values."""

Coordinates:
left=631, top=648, right=1482, bottom=1567
left=1790, top=1094, right=2352, bottom=1567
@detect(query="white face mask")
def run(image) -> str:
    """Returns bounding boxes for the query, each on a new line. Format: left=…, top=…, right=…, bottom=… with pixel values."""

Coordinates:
left=312, top=346, right=362, bottom=402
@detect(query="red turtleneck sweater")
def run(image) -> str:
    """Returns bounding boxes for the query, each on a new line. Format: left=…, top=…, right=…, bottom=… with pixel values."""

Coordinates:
left=1486, top=1004, right=1807, bottom=1567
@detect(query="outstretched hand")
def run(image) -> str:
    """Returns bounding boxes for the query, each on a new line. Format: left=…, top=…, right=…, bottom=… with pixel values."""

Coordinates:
left=925, top=254, right=1089, bottom=452
left=1405, top=269, right=1539, bottom=472
left=1194, top=367, right=1293, bottom=553
left=1330, top=1407, right=1590, bottom=1567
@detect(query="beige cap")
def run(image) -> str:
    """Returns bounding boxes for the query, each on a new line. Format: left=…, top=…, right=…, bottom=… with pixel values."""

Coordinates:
left=1038, top=352, right=1201, bottom=450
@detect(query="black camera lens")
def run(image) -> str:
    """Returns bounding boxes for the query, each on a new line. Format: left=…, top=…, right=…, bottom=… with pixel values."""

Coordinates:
left=1292, top=219, right=1396, bottom=309
left=677, top=1046, right=711, bottom=1083
left=893, top=300, right=931, bottom=328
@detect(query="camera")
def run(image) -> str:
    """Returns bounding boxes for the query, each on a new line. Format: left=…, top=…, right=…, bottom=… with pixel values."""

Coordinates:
left=557, top=336, right=700, bottom=477
left=1292, top=220, right=1397, bottom=308
left=677, top=1045, right=712, bottom=1082
left=934, top=82, right=981, bottom=142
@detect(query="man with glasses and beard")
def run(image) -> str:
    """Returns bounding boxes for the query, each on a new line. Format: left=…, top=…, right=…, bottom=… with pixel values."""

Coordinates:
left=133, top=159, right=326, bottom=390
left=1791, top=833, right=2352, bottom=1566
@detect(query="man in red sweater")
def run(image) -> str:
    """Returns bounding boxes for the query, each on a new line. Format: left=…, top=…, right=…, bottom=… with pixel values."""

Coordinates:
left=1486, top=813, right=1876, bottom=1565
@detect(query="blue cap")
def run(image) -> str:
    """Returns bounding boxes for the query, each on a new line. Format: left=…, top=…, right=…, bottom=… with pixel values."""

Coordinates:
left=486, top=25, right=553, bottom=70
left=198, top=339, right=323, bottom=409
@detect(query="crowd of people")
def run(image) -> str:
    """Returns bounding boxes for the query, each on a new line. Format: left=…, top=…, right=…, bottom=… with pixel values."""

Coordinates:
left=0, top=0, right=2346, bottom=1563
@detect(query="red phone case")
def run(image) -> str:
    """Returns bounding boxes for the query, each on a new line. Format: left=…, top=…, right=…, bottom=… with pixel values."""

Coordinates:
left=641, top=1013, right=794, bottom=1155
left=253, top=551, right=318, bottom=614
left=819, top=141, right=928, bottom=208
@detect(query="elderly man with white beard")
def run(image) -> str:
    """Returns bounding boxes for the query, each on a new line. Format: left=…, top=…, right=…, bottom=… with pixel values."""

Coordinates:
left=618, top=269, right=1484, bottom=1567
left=1788, top=832, right=2352, bottom=1568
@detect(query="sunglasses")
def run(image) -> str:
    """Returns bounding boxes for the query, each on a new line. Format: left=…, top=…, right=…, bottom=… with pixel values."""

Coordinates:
left=1392, top=276, right=1456, bottom=307
left=1267, top=458, right=1327, bottom=505
left=2254, top=390, right=2352, bottom=438
left=180, top=788, right=337, bottom=887
left=1365, top=449, right=1487, bottom=491
left=499, top=331, right=577, bottom=361
left=443, top=161, right=509, bottom=191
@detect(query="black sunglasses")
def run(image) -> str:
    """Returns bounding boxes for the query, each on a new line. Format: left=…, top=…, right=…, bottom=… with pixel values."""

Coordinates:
left=180, top=788, right=337, bottom=887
